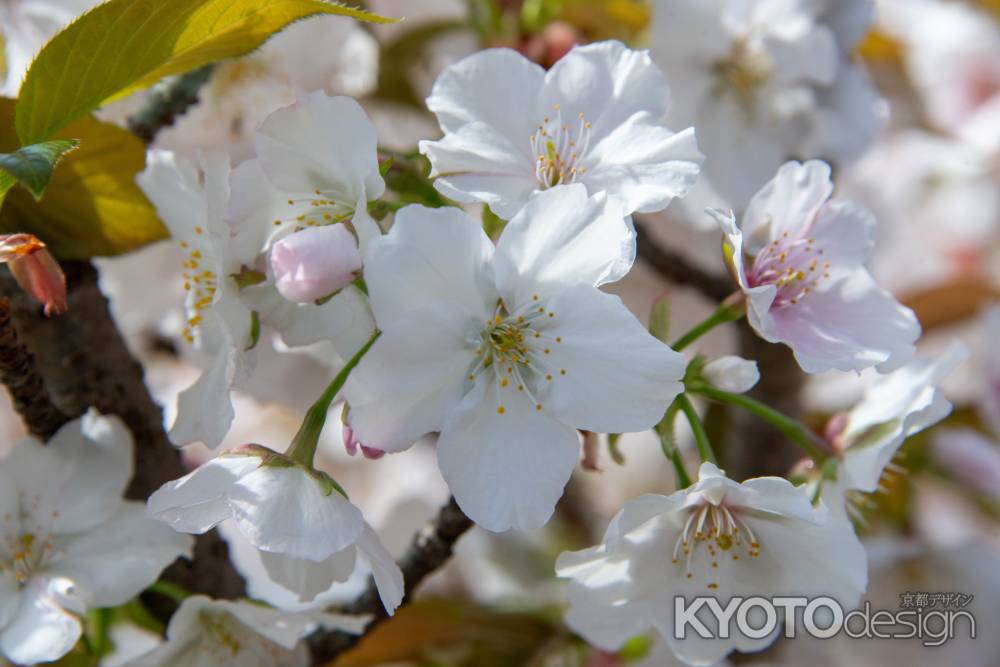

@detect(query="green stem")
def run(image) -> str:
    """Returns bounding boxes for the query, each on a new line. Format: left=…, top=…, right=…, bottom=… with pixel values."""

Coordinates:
left=670, top=300, right=745, bottom=352
left=655, top=402, right=693, bottom=488
left=676, top=394, right=717, bottom=465
left=146, top=579, right=190, bottom=604
left=285, top=330, right=381, bottom=467
left=692, top=385, right=828, bottom=462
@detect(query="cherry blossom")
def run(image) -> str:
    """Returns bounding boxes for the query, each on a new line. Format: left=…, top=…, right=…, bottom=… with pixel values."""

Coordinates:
left=347, top=184, right=686, bottom=531
left=712, top=160, right=920, bottom=374
left=147, top=445, right=403, bottom=613
left=419, top=40, right=702, bottom=219
left=0, top=411, right=192, bottom=664
left=556, top=462, right=866, bottom=666
left=651, top=0, right=880, bottom=207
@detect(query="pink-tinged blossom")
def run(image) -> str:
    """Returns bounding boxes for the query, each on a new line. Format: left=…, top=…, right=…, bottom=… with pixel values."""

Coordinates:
left=711, top=160, right=920, bottom=374
left=0, top=234, right=67, bottom=316
left=270, top=224, right=363, bottom=303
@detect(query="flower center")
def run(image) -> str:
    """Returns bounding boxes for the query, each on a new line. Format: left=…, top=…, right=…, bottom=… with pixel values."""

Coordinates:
left=1, top=495, right=58, bottom=587
left=672, top=502, right=760, bottom=590
left=273, top=188, right=355, bottom=231
left=746, top=230, right=831, bottom=308
left=178, top=228, right=218, bottom=344
left=711, top=38, right=774, bottom=111
left=469, top=296, right=568, bottom=415
left=530, top=104, right=592, bottom=189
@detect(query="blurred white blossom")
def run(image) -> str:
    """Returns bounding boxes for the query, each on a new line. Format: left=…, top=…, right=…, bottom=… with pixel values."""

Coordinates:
left=0, top=412, right=191, bottom=665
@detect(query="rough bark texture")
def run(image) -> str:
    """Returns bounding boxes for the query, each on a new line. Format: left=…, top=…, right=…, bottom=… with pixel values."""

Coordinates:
left=309, top=496, right=474, bottom=662
left=0, top=262, right=246, bottom=607
left=0, top=298, right=71, bottom=440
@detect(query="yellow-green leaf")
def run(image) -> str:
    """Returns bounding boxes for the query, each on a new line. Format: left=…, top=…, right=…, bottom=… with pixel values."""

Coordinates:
left=0, top=99, right=166, bottom=258
left=0, top=139, right=79, bottom=200
left=16, top=0, right=397, bottom=144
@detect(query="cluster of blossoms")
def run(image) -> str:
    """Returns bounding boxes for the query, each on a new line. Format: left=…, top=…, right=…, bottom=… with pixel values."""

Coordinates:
left=2, top=1, right=986, bottom=664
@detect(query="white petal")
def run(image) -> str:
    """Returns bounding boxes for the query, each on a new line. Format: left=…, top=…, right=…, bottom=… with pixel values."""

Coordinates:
left=147, top=455, right=262, bottom=533
left=364, top=204, right=495, bottom=329
left=356, top=524, right=405, bottom=615
left=347, top=302, right=474, bottom=453
left=436, top=379, right=580, bottom=532
left=256, top=92, right=384, bottom=202
left=136, top=150, right=209, bottom=245
left=494, top=185, right=634, bottom=298
left=260, top=548, right=357, bottom=605
left=54, top=503, right=192, bottom=607
left=227, top=466, right=364, bottom=560
left=742, top=160, right=834, bottom=255
left=169, top=350, right=239, bottom=449
left=0, top=578, right=82, bottom=664
left=535, top=284, right=685, bottom=433
left=583, top=123, right=702, bottom=215
left=541, top=41, right=671, bottom=145
left=424, top=47, right=546, bottom=138
left=766, top=271, right=920, bottom=374
left=431, top=172, right=541, bottom=221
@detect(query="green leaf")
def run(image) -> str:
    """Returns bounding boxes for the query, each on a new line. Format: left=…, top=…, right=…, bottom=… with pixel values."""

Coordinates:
left=0, top=98, right=167, bottom=258
left=648, top=294, right=671, bottom=342
left=16, top=0, right=398, bottom=144
left=0, top=139, right=79, bottom=200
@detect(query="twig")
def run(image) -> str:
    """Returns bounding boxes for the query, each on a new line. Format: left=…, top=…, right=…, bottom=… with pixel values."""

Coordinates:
left=634, top=225, right=732, bottom=303
left=0, top=298, right=71, bottom=440
left=308, top=496, right=474, bottom=661
left=126, top=66, right=215, bottom=143
left=0, top=262, right=246, bottom=616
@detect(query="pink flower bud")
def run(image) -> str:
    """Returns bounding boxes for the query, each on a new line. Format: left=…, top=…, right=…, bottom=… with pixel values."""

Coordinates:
left=0, top=234, right=67, bottom=316
left=270, top=224, right=362, bottom=303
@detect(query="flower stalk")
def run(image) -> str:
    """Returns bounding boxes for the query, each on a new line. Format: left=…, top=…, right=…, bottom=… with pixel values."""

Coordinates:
left=690, top=384, right=829, bottom=462
left=676, top=393, right=717, bottom=465
left=670, top=295, right=745, bottom=351
left=285, top=330, right=381, bottom=468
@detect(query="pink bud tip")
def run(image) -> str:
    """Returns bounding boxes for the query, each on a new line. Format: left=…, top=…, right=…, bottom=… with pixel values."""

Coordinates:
left=0, top=234, right=67, bottom=316
left=270, top=224, right=362, bottom=303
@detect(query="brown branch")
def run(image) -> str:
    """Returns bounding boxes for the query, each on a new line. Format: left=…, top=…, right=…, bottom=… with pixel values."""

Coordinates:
left=0, top=297, right=71, bottom=440
left=126, top=65, right=215, bottom=143
left=635, top=225, right=732, bottom=303
left=0, top=262, right=246, bottom=614
left=308, top=496, right=474, bottom=661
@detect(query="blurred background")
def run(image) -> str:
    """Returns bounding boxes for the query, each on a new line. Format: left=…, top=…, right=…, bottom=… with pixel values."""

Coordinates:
left=3, top=0, right=1000, bottom=664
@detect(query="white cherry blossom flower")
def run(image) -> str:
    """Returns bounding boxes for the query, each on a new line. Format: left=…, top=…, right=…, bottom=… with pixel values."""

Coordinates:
left=146, top=446, right=403, bottom=614
left=651, top=0, right=881, bottom=207
left=821, top=343, right=967, bottom=517
left=702, top=356, right=759, bottom=394
left=712, top=160, right=920, bottom=374
left=418, top=40, right=703, bottom=219
left=124, top=595, right=368, bottom=667
left=556, top=462, right=866, bottom=666
left=0, top=0, right=101, bottom=95
left=138, top=150, right=257, bottom=449
left=139, top=100, right=379, bottom=448
left=347, top=184, right=686, bottom=531
left=0, top=411, right=192, bottom=665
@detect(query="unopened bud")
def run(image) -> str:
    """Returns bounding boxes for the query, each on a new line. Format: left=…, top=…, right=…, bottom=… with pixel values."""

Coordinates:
left=702, top=356, right=759, bottom=393
left=0, top=234, right=67, bottom=316
left=270, top=224, right=362, bottom=303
